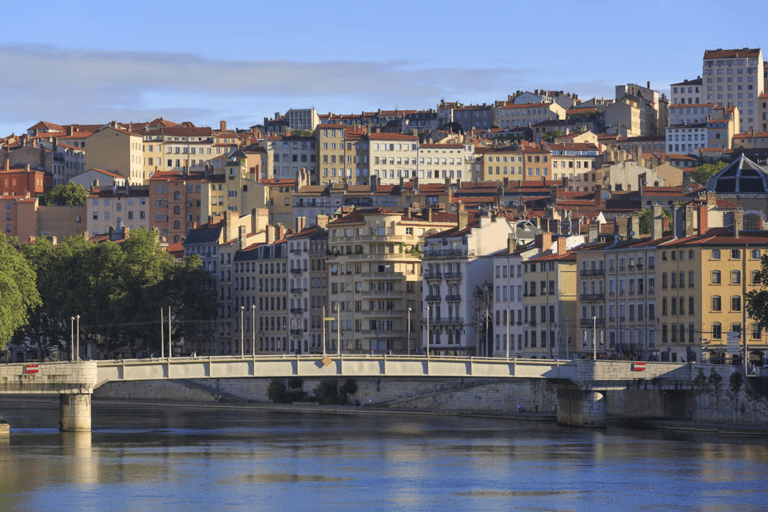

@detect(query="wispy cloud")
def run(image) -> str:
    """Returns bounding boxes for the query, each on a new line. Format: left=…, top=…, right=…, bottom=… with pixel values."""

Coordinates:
left=0, top=44, right=519, bottom=132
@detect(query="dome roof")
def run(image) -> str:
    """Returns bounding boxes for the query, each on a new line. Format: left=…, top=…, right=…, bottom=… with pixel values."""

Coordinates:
left=706, top=154, right=768, bottom=194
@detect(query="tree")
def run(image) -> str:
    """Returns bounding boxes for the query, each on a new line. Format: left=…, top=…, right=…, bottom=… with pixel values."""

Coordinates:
left=0, top=235, right=42, bottom=349
left=746, top=253, right=768, bottom=337
left=541, top=129, right=563, bottom=143
left=638, top=207, right=671, bottom=234
left=688, top=161, right=727, bottom=187
left=38, top=183, right=88, bottom=206
left=20, top=228, right=216, bottom=356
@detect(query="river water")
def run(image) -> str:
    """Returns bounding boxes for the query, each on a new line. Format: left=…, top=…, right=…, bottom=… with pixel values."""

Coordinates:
left=1, top=398, right=767, bottom=512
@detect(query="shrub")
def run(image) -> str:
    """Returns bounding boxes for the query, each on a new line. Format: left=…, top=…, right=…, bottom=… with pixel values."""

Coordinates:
left=267, top=379, right=287, bottom=404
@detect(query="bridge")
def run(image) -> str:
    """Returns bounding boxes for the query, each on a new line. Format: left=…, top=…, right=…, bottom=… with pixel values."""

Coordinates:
left=0, top=355, right=704, bottom=431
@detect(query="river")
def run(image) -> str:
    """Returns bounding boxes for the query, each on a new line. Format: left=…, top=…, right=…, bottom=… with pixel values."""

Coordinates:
left=1, top=398, right=767, bottom=512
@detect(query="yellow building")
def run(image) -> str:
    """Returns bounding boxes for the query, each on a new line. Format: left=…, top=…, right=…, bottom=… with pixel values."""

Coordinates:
left=85, top=124, right=145, bottom=185
left=326, top=207, right=454, bottom=353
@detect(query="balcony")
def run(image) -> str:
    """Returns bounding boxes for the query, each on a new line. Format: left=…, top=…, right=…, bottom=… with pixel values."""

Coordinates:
left=445, top=294, right=462, bottom=302
left=424, top=271, right=442, bottom=280
left=290, top=308, right=305, bottom=315
left=290, top=329, right=304, bottom=336
left=360, top=310, right=401, bottom=317
left=581, top=269, right=605, bottom=278
left=580, top=318, right=606, bottom=327
left=290, top=249, right=303, bottom=255
left=290, top=268, right=304, bottom=275
left=425, top=295, right=441, bottom=302
left=430, top=317, right=464, bottom=326
left=581, top=293, right=605, bottom=302
left=423, top=249, right=473, bottom=259
left=529, top=320, right=537, bottom=327
left=361, top=290, right=400, bottom=298
left=444, top=271, right=463, bottom=280
left=290, top=287, right=306, bottom=295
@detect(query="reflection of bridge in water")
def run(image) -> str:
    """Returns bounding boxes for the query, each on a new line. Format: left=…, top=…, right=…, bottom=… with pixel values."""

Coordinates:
left=0, top=355, right=718, bottom=432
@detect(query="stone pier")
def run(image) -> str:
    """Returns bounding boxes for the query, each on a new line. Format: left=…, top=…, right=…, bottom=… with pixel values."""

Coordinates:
left=59, top=394, right=92, bottom=432
left=556, top=387, right=606, bottom=427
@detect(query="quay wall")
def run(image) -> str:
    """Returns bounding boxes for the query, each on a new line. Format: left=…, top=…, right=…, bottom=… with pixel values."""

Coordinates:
left=93, top=374, right=768, bottom=426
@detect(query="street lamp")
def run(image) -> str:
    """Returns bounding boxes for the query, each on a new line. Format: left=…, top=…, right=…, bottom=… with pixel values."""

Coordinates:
left=407, top=307, right=412, bottom=356
left=592, top=316, right=597, bottom=360
left=426, top=304, right=430, bottom=359
left=75, top=315, right=80, bottom=361
left=251, top=304, right=256, bottom=357
left=70, top=316, right=75, bottom=362
left=240, top=306, right=244, bottom=357
left=565, top=317, right=570, bottom=360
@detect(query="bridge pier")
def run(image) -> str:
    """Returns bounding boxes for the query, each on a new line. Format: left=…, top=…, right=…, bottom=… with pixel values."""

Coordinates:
left=59, top=393, right=92, bottom=432
left=556, top=387, right=606, bottom=428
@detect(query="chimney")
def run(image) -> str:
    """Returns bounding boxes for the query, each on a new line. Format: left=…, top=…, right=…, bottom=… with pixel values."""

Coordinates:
left=458, top=203, right=468, bottom=230
left=220, top=120, right=227, bottom=132
left=629, top=212, right=639, bottom=239
left=238, top=225, right=247, bottom=247
left=682, top=174, right=692, bottom=193
left=684, top=203, right=695, bottom=237
left=706, top=191, right=716, bottom=207
left=734, top=210, right=743, bottom=238
left=371, top=175, right=378, bottom=193
left=444, top=177, right=451, bottom=195
left=67, top=125, right=74, bottom=136
left=588, top=221, right=599, bottom=245
left=507, top=234, right=516, bottom=253
left=266, top=225, right=274, bottom=244
left=594, top=184, right=602, bottom=207
left=672, top=206, right=684, bottom=239
left=698, top=205, right=709, bottom=235
left=616, top=215, right=629, bottom=240
left=651, top=204, right=663, bottom=240
left=557, top=235, right=567, bottom=255
left=123, top=226, right=130, bottom=239
left=316, top=214, right=329, bottom=230
left=535, top=232, right=553, bottom=252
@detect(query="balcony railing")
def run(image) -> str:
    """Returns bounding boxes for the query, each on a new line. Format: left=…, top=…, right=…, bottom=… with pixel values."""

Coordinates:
left=290, top=329, right=304, bottom=336
left=445, top=294, right=462, bottom=302
left=425, top=295, right=441, bottom=302
left=290, top=287, right=306, bottom=294
left=580, top=318, right=606, bottom=327
left=443, top=271, right=463, bottom=280
left=290, top=308, right=305, bottom=314
left=290, top=268, right=304, bottom=275
left=581, top=293, right=605, bottom=302
left=430, top=317, right=464, bottom=326
left=424, top=272, right=442, bottom=280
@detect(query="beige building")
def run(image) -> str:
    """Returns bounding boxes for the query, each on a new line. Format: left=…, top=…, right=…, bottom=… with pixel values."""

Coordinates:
left=368, top=133, right=419, bottom=185
left=495, top=102, right=565, bottom=129
left=417, top=143, right=473, bottom=183
left=85, top=124, right=145, bottom=185
left=703, top=48, right=765, bottom=134
left=326, top=208, right=454, bottom=354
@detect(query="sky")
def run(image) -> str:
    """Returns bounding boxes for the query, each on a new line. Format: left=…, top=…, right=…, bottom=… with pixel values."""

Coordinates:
left=1, top=0, right=767, bottom=137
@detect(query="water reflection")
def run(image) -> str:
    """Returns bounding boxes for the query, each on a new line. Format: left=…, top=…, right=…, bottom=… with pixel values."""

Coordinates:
left=0, top=399, right=767, bottom=512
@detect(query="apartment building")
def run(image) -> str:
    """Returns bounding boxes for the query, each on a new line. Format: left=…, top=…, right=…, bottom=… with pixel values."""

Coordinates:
left=326, top=207, right=454, bottom=354
left=478, top=146, right=525, bottom=181
left=148, top=171, right=206, bottom=243
left=273, top=132, right=317, bottom=181
left=417, top=143, right=473, bottom=183
left=495, top=102, right=565, bottom=130
left=703, top=48, right=765, bottom=133
left=522, top=235, right=577, bottom=358
left=548, top=142, right=601, bottom=184
left=670, top=78, right=702, bottom=105
left=85, top=123, right=145, bottom=185
left=368, top=133, right=419, bottom=185
left=422, top=209, right=515, bottom=356
left=86, top=186, right=149, bottom=235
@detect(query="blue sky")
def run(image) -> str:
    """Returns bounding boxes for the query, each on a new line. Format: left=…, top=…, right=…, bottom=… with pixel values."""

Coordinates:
left=1, top=0, right=766, bottom=136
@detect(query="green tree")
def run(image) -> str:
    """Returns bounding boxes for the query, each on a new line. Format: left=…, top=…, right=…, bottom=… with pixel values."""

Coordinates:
left=746, top=253, right=768, bottom=337
left=20, top=228, right=216, bottom=356
left=638, top=207, right=671, bottom=234
left=0, top=235, right=42, bottom=349
left=689, top=161, right=727, bottom=187
left=267, top=379, right=288, bottom=404
left=541, top=129, right=563, bottom=143
left=38, top=183, right=89, bottom=206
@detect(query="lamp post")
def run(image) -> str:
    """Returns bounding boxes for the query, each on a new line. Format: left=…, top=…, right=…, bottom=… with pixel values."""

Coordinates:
left=75, top=315, right=80, bottom=361
left=251, top=304, right=256, bottom=357
left=160, top=308, right=165, bottom=359
left=592, top=316, right=597, bottom=360
left=565, top=317, right=570, bottom=360
left=70, top=316, right=75, bottom=362
left=240, top=306, right=244, bottom=357
left=322, top=305, right=327, bottom=355
left=407, top=307, right=412, bottom=356
left=426, top=304, right=430, bottom=359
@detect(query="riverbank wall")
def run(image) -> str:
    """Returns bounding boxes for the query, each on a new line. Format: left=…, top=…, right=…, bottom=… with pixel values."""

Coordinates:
left=93, top=373, right=768, bottom=426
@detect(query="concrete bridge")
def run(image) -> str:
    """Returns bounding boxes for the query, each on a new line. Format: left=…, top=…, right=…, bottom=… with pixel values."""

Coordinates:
left=0, top=355, right=706, bottom=431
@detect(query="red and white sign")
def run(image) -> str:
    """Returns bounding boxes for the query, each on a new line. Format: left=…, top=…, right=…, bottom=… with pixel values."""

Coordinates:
left=25, top=364, right=39, bottom=374
left=632, top=362, right=646, bottom=371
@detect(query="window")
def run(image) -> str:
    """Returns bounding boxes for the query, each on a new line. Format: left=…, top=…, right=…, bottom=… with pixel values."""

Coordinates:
left=711, top=270, right=721, bottom=284
left=731, top=249, right=741, bottom=259
left=731, top=296, right=741, bottom=311
left=712, top=296, right=721, bottom=311
left=731, top=270, right=741, bottom=284
left=712, top=322, right=722, bottom=339
left=712, top=249, right=720, bottom=259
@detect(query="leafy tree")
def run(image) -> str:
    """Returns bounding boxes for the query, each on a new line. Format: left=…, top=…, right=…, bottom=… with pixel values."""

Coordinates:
left=638, top=207, right=671, bottom=234
left=689, top=161, right=727, bottom=187
left=728, top=372, right=743, bottom=423
left=0, top=235, right=42, bottom=349
left=746, top=253, right=768, bottom=337
left=314, top=379, right=342, bottom=405
left=20, top=228, right=216, bottom=356
left=267, top=379, right=288, bottom=404
left=38, top=183, right=88, bottom=206
left=541, top=129, right=563, bottom=143
left=290, top=129, right=313, bottom=138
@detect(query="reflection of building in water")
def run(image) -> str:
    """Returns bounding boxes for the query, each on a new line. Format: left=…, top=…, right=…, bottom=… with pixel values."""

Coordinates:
left=62, top=431, right=97, bottom=484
